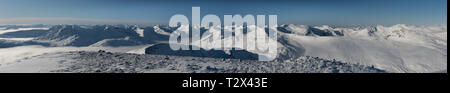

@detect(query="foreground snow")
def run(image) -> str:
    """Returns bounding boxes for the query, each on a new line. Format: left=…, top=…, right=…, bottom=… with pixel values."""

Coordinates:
left=0, top=24, right=446, bottom=73
left=0, top=52, right=75, bottom=73
left=277, top=24, right=447, bottom=73
left=0, top=45, right=151, bottom=66
left=1, top=50, right=386, bottom=73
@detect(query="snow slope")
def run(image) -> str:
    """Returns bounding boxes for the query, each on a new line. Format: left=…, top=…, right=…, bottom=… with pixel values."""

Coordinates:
left=0, top=52, right=76, bottom=73
left=0, top=24, right=446, bottom=73
left=276, top=24, right=447, bottom=73
left=29, top=51, right=384, bottom=73
left=0, top=45, right=156, bottom=68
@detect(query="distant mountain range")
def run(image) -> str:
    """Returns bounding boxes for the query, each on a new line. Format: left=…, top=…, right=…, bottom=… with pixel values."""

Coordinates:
left=0, top=24, right=446, bottom=73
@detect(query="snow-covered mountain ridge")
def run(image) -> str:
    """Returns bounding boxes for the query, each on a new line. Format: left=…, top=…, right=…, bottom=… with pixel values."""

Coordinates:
left=0, top=24, right=446, bottom=73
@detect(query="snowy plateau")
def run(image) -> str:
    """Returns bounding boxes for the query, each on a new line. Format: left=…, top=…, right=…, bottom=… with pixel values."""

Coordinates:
left=0, top=24, right=446, bottom=73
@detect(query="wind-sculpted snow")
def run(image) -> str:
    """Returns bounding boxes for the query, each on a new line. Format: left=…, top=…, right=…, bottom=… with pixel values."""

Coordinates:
left=53, top=51, right=385, bottom=73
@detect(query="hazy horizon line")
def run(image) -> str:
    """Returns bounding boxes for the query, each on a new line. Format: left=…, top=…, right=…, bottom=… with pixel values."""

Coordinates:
left=0, top=17, right=447, bottom=26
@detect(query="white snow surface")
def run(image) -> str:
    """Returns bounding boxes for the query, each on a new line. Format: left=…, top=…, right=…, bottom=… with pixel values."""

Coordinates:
left=0, top=24, right=447, bottom=73
left=277, top=24, right=446, bottom=72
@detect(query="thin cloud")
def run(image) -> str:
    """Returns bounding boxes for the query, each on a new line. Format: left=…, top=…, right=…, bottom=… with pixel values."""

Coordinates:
left=0, top=17, right=164, bottom=25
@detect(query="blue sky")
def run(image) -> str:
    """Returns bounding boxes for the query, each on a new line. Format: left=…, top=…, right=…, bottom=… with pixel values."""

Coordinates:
left=0, top=0, right=446, bottom=25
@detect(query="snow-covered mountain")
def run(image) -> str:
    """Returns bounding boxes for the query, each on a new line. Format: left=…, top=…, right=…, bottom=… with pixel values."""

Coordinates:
left=36, top=25, right=149, bottom=46
left=0, top=24, right=447, bottom=73
left=276, top=24, right=447, bottom=72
